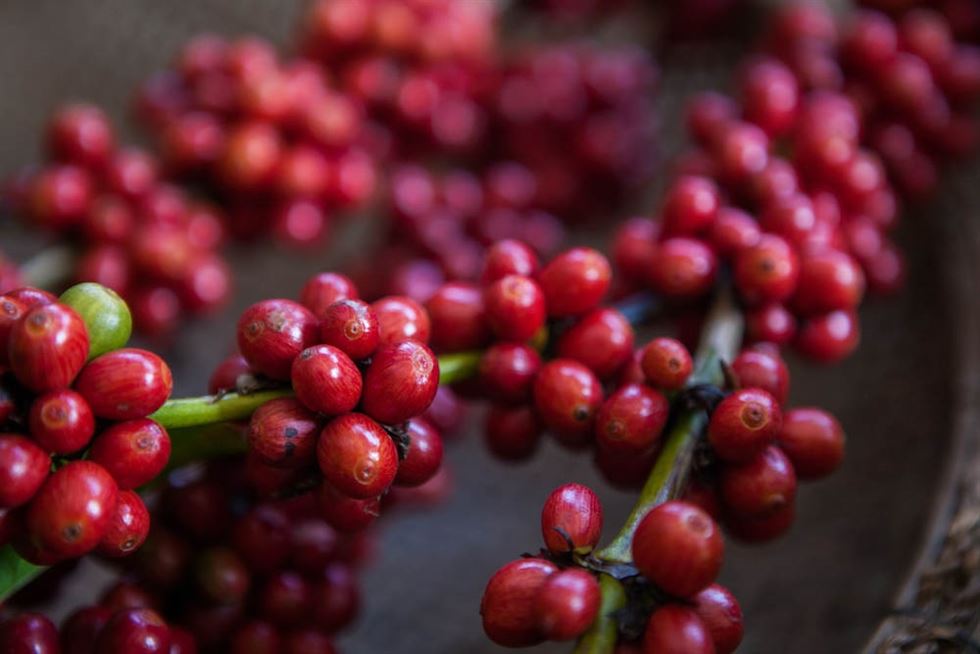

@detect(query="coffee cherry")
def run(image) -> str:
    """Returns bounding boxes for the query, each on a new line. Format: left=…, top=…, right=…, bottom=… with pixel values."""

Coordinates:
left=47, top=103, right=115, bottom=168
left=719, top=445, right=797, bottom=517
left=661, top=176, right=721, bottom=236
left=481, top=239, right=540, bottom=282
left=795, top=310, right=859, bottom=363
left=481, top=558, right=557, bottom=647
left=30, top=165, right=93, bottom=229
left=556, top=308, right=635, bottom=379
left=648, top=237, right=718, bottom=299
left=395, top=418, right=443, bottom=487
left=595, top=384, right=669, bottom=456
left=713, top=121, right=770, bottom=185
left=731, top=349, right=789, bottom=405
left=258, top=571, right=311, bottom=627
left=299, top=273, right=358, bottom=318
left=74, top=348, right=172, bottom=420
left=425, top=282, right=489, bottom=351
left=778, top=407, right=845, bottom=479
left=484, top=405, right=542, bottom=462
left=372, top=296, right=431, bottom=344
left=291, top=345, right=362, bottom=416
left=61, top=606, right=112, bottom=653
left=643, top=605, right=714, bottom=654
left=708, top=388, right=782, bottom=463
left=632, top=501, right=723, bottom=598
left=98, top=489, right=150, bottom=557
left=533, top=359, right=603, bottom=446
left=725, top=502, right=796, bottom=543
left=540, top=483, right=603, bottom=554
left=535, top=568, right=601, bottom=641
left=232, top=505, right=291, bottom=575
left=247, top=398, right=318, bottom=469
left=0, top=613, right=59, bottom=654
left=694, top=584, right=743, bottom=654
left=26, top=460, right=118, bottom=560
left=0, top=296, right=26, bottom=367
left=96, top=608, right=171, bottom=654
left=640, top=337, right=693, bottom=391
left=0, top=434, right=50, bottom=508
left=196, top=547, right=251, bottom=604
left=5, top=288, right=57, bottom=310
left=709, top=207, right=761, bottom=256
left=100, top=580, right=157, bottom=611
left=208, top=353, right=252, bottom=395
left=29, top=390, right=95, bottom=454
left=361, top=340, right=438, bottom=425
left=733, top=234, right=799, bottom=305
left=88, top=419, right=171, bottom=489
left=319, top=299, right=380, bottom=361
left=285, top=630, right=336, bottom=654
left=484, top=275, right=546, bottom=342
left=311, top=563, right=360, bottom=632
left=290, top=518, right=339, bottom=575
left=59, top=283, right=132, bottom=359
left=237, top=300, right=319, bottom=380
left=538, top=248, right=611, bottom=317
left=740, top=57, right=799, bottom=137
left=9, top=303, right=90, bottom=392
left=317, top=413, right=398, bottom=498
left=317, top=482, right=381, bottom=532
left=231, top=621, right=281, bottom=654
left=479, top=343, right=541, bottom=405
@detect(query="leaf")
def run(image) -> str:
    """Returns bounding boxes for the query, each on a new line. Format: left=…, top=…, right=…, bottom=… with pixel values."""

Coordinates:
left=0, top=545, right=43, bottom=602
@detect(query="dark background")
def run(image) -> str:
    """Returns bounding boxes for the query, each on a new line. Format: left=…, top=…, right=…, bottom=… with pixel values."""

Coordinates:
left=0, top=1, right=975, bottom=652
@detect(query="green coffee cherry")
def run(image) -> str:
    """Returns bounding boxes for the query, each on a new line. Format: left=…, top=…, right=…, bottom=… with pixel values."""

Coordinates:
left=59, top=283, right=132, bottom=360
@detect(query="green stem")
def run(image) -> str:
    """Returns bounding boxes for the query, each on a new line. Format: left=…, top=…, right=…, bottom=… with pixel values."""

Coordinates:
left=149, top=389, right=295, bottom=430
left=573, top=575, right=627, bottom=654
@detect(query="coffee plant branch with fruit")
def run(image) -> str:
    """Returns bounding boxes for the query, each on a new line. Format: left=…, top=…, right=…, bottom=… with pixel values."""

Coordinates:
left=0, top=0, right=978, bottom=652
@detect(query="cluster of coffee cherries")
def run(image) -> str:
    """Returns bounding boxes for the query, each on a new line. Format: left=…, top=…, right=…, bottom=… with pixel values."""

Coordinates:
left=482, top=483, right=744, bottom=653
left=136, top=33, right=379, bottom=247
left=5, top=104, right=231, bottom=336
left=858, top=0, right=980, bottom=41
left=0, top=283, right=172, bottom=565
left=220, top=271, right=443, bottom=520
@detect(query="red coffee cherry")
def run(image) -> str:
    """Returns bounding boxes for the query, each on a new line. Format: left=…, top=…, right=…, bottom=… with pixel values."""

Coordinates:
left=259, top=572, right=309, bottom=626
left=556, top=308, right=635, bottom=379
left=640, top=337, right=693, bottom=391
left=795, top=310, right=860, bottom=363
left=98, top=489, right=151, bottom=557
left=291, top=345, right=362, bottom=416
left=731, top=348, right=790, bottom=405
left=794, top=249, right=865, bottom=315
left=0, top=296, right=27, bottom=367
left=745, top=303, right=797, bottom=346
left=61, top=606, right=112, bottom=654
left=479, top=343, right=541, bottom=405
left=361, top=340, right=439, bottom=425
left=196, top=547, right=251, bottom=605
left=208, top=353, right=252, bottom=395
left=247, top=398, right=318, bottom=470
left=237, top=300, right=319, bottom=380
left=96, top=608, right=171, bottom=654
left=100, top=580, right=156, bottom=612
left=719, top=445, right=798, bottom=517
left=299, top=272, right=358, bottom=318
left=74, top=348, right=173, bottom=420
left=778, top=407, right=845, bottom=479
left=643, top=605, right=715, bottom=654
left=733, top=234, right=799, bottom=305
left=0, top=613, right=60, bottom=654
left=425, top=282, right=489, bottom=351
left=538, top=247, right=611, bottom=318
left=595, top=384, right=669, bottom=456
left=713, top=121, right=770, bottom=186
left=395, top=418, right=443, bottom=487
left=232, top=505, right=291, bottom=575
left=46, top=103, right=115, bottom=168
left=29, top=389, right=96, bottom=454
left=708, top=388, right=783, bottom=463
left=231, top=621, right=281, bottom=654
left=372, top=296, right=431, bottom=344
left=218, top=121, right=282, bottom=191
left=310, top=563, right=360, bottom=633
left=29, top=165, right=94, bottom=230
left=481, top=239, right=540, bottom=282
left=481, top=558, right=558, bottom=647
left=535, top=568, right=601, bottom=641
left=484, top=275, right=547, bottom=342
left=290, top=518, right=339, bottom=575
left=612, top=218, right=658, bottom=282
left=5, top=288, right=57, bottom=310
left=9, top=303, right=90, bottom=392
left=0, top=434, right=50, bottom=508
left=724, top=501, right=796, bottom=543
left=483, top=405, right=542, bottom=462
left=317, top=413, right=398, bottom=499
left=316, top=482, right=381, bottom=533
left=661, top=176, right=721, bottom=236
left=740, top=57, right=799, bottom=137
left=648, top=237, right=718, bottom=299
left=285, top=629, right=336, bottom=654
left=709, top=207, right=761, bottom=257
left=533, top=359, right=604, bottom=446
left=540, top=483, right=603, bottom=554
left=632, top=500, right=723, bottom=598
left=319, top=299, right=380, bottom=360
left=88, top=419, right=171, bottom=490
left=26, top=460, right=118, bottom=560
left=694, top=584, right=744, bottom=654
left=687, top=91, right=738, bottom=145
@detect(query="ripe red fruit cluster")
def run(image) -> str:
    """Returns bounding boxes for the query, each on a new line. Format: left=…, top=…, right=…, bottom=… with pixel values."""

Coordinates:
left=0, top=287, right=172, bottom=564
left=136, top=33, right=379, bottom=247
left=94, top=461, right=371, bottom=652
left=7, top=104, right=231, bottom=337
left=228, top=271, right=443, bottom=518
